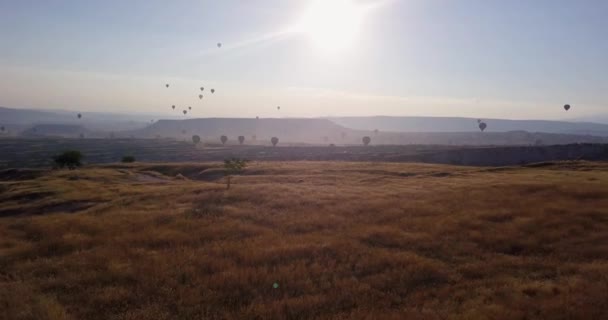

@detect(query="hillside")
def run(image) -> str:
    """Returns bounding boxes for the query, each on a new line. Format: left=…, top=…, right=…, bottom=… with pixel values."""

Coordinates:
left=130, top=118, right=608, bottom=146
left=2, top=138, right=608, bottom=168
left=1, top=161, right=607, bottom=319
left=331, top=116, right=608, bottom=136
left=21, top=124, right=92, bottom=138
left=134, top=118, right=351, bottom=143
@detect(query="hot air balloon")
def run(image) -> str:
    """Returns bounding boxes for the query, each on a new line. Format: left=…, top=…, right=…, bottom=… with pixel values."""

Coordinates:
left=217, top=43, right=222, bottom=48
left=183, top=110, right=187, bottom=115
left=271, top=137, right=279, bottom=147
left=238, top=136, right=245, bottom=145
left=564, top=104, right=571, bottom=111
left=77, top=113, right=82, bottom=119
left=188, top=106, right=192, bottom=110
left=479, top=122, right=487, bottom=132
left=165, top=84, right=169, bottom=88
left=277, top=106, right=281, bottom=110
left=199, top=94, right=203, bottom=99
left=172, top=105, right=176, bottom=110
left=0, top=126, right=4, bottom=132
left=220, top=135, right=228, bottom=145
left=210, top=89, right=215, bottom=94
left=477, top=119, right=482, bottom=124
left=192, top=135, right=201, bottom=145
left=362, top=136, right=371, bottom=146
left=200, top=87, right=204, bottom=91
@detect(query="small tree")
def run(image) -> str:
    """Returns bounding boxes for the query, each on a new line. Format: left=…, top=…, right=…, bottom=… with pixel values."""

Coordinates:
left=220, top=135, right=228, bottom=145
left=224, top=158, right=247, bottom=190
left=192, top=135, right=201, bottom=145
left=362, top=136, right=371, bottom=146
left=271, top=137, right=279, bottom=147
left=122, top=156, right=136, bottom=163
left=53, top=150, right=83, bottom=170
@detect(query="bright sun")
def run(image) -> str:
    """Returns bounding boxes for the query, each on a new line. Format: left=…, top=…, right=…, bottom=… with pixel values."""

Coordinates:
left=294, top=0, right=368, bottom=53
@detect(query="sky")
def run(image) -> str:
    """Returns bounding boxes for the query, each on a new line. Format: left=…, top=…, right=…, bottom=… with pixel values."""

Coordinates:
left=0, top=0, right=607, bottom=120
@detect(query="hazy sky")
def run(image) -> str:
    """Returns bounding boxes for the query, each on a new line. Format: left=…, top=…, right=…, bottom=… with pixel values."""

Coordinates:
left=1, top=0, right=606, bottom=119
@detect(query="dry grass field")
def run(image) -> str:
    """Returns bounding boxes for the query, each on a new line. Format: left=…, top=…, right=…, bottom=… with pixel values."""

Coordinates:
left=1, top=161, right=608, bottom=319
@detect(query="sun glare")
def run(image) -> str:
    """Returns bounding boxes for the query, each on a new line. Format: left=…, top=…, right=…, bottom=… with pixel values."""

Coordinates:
left=294, top=0, right=368, bottom=53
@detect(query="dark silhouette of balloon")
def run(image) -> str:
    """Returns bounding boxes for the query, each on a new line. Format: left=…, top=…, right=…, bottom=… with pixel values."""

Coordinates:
left=217, top=43, right=222, bottom=48
left=256, top=116, right=259, bottom=119
left=479, top=122, right=487, bottom=132
left=477, top=119, right=482, bottom=124
left=564, top=104, right=571, bottom=111
left=172, top=105, right=176, bottom=110
left=373, top=129, right=379, bottom=135
left=210, top=89, right=215, bottom=94
left=200, top=87, right=204, bottom=91
left=77, top=114, right=82, bottom=119
left=220, top=135, right=228, bottom=145
left=271, top=137, right=279, bottom=147
left=362, top=136, right=371, bottom=146
left=199, top=94, right=203, bottom=99
left=277, top=106, right=281, bottom=110
left=1, top=126, right=5, bottom=132
left=183, top=110, right=187, bottom=115
left=192, top=135, right=201, bottom=145
left=238, top=136, right=245, bottom=145
left=166, top=84, right=169, bottom=88
left=188, top=106, right=192, bottom=110
left=79, top=133, right=84, bottom=139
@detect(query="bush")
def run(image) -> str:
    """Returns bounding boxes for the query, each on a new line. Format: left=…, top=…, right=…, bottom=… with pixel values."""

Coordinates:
left=224, top=158, right=248, bottom=189
left=53, top=150, right=83, bottom=170
left=122, top=156, right=136, bottom=163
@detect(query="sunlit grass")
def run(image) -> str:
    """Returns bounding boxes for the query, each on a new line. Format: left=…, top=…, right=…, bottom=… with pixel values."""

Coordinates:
left=1, top=161, right=608, bottom=319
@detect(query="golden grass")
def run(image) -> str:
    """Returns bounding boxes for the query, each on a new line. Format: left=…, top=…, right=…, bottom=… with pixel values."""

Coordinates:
left=1, top=161, right=608, bottom=319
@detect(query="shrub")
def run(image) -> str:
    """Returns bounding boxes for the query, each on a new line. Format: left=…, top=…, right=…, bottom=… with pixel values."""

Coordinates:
left=122, top=156, right=136, bottom=163
left=224, top=158, right=248, bottom=189
left=53, top=150, right=83, bottom=170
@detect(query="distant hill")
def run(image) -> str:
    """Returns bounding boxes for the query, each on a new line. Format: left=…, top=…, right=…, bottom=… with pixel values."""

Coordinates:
left=130, top=118, right=608, bottom=146
left=0, top=107, right=160, bottom=132
left=21, top=124, right=92, bottom=139
left=133, top=118, right=351, bottom=144
left=330, top=116, right=608, bottom=136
